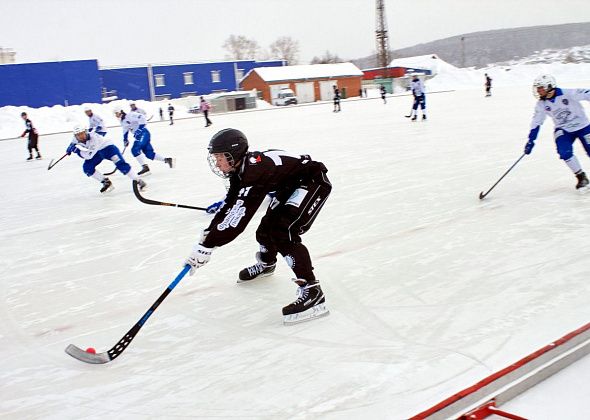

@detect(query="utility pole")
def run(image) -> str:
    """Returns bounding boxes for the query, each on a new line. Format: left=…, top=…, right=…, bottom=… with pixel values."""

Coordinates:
left=375, top=0, right=391, bottom=75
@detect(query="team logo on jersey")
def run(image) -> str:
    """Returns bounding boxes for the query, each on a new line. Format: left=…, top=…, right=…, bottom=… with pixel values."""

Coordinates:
left=217, top=199, right=246, bottom=231
left=545, top=106, right=551, bottom=112
left=562, top=99, right=569, bottom=105
left=249, top=156, right=262, bottom=164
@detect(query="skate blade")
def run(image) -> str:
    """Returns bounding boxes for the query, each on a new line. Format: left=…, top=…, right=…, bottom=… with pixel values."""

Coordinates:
left=576, top=185, right=590, bottom=194
left=283, top=303, right=329, bottom=325
left=168, top=158, right=176, bottom=169
left=138, top=172, right=152, bottom=177
left=101, top=185, right=115, bottom=194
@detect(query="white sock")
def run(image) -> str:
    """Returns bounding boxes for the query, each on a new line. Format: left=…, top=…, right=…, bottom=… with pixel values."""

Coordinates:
left=91, top=171, right=105, bottom=182
left=135, top=154, right=147, bottom=166
left=565, top=156, right=582, bottom=174
left=126, top=171, right=139, bottom=181
left=153, top=153, right=165, bottom=162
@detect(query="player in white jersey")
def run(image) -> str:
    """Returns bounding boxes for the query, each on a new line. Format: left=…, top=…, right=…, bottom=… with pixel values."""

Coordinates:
left=524, top=74, right=590, bottom=189
left=84, top=107, right=107, bottom=136
left=66, top=125, right=146, bottom=194
left=409, top=74, right=426, bottom=121
left=115, top=109, right=174, bottom=176
left=130, top=103, right=147, bottom=116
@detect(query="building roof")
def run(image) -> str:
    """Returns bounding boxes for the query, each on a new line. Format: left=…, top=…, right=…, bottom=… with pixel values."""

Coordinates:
left=251, top=62, right=363, bottom=82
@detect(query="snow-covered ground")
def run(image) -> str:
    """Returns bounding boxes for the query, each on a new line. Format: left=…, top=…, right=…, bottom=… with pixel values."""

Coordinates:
left=1, top=65, right=590, bottom=419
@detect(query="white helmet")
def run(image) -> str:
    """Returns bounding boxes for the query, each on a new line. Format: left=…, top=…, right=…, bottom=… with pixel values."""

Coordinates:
left=83, top=106, right=92, bottom=112
left=73, top=124, right=87, bottom=135
left=532, top=74, right=556, bottom=99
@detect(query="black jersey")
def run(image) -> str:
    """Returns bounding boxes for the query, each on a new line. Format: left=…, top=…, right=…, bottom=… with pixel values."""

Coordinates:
left=22, top=119, right=37, bottom=137
left=202, top=150, right=327, bottom=248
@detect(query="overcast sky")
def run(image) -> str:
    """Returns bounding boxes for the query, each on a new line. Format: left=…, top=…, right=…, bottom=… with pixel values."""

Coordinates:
left=1, top=0, right=589, bottom=66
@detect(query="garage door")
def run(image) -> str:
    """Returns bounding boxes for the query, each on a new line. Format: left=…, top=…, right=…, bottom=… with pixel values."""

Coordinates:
left=320, top=81, right=337, bottom=101
left=295, top=82, right=314, bottom=103
left=270, top=84, right=290, bottom=105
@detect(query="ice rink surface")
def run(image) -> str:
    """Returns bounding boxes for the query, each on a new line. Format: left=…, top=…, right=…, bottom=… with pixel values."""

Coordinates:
left=2, top=85, right=590, bottom=419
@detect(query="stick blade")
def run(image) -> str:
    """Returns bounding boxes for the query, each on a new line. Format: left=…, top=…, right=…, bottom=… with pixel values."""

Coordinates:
left=65, top=344, right=111, bottom=364
left=479, top=191, right=485, bottom=200
left=47, top=159, right=55, bottom=170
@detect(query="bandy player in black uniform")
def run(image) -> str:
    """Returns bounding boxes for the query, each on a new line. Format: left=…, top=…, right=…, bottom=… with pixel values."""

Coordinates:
left=20, top=112, right=41, bottom=160
left=185, top=128, right=332, bottom=324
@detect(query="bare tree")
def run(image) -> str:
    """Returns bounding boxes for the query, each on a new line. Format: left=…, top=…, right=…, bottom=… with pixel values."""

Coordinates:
left=269, top=36, right=300, bottom=65
left=310, top=50, right=344, bottom=64
left=222, top=35, right=260, bottom=60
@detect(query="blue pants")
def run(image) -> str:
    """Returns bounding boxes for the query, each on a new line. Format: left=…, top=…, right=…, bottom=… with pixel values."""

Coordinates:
left=83, top=145, right=131, bottom=176
left=413, top=94, right=426, bottom=111
left=555, top=124, right=590, bottom=160
left=131, top=128, right=156, bottom=160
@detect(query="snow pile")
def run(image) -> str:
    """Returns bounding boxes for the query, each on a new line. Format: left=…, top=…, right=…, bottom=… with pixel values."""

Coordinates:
left=426, top=58, right=590, bottom=92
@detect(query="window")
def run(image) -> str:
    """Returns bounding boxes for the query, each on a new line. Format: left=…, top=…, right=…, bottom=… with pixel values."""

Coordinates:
left=155, top=74, right=166, bottom=87
left=236, top=68, right=244, bottom=81
left=155, top=94, right=171, bottom=101
left=183, top=72, right=194, bottom=85
left=211, top=70, right=221, bottom=83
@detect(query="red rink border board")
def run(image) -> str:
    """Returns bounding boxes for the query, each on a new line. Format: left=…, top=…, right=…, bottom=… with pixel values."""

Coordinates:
left=410, top=322, right=590, bottom=419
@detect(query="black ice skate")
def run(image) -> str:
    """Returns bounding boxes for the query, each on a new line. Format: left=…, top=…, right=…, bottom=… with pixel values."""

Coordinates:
left=422, top=115, right=427, bottom=120
left=100, top=178, right=114, bottom=194
left=26, top=155, right=33, bottom=161
left=575, top=171, right=589, bottom=190
left=238, top=252, right=276, bottom=283
left=137, top=164, right=151, bottom=176
left=136, top=179, right=147, bottom=191
left=411, top=115, right=417, bottom=121
left=282, top=280, right=329, bottom=325
left=36, top=154, right=42, bottom=160
left=164, top=157, right=175, bottom=169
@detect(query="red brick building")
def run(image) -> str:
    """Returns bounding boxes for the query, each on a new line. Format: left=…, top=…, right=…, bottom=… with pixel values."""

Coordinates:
left=241, top=63, right=363, bottom=105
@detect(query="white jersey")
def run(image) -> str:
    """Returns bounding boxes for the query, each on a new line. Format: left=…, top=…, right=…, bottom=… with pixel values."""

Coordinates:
left=131, top=107, right=147, bottom=116
left=530, top=88, right=590, bottom=132
left=70, top=131, right=114, bottom=160
left=121, top=111, right=148, bottom=135
left=88, top=114, right=106, bottom=133
left=411, top=79, right=426, bottom=96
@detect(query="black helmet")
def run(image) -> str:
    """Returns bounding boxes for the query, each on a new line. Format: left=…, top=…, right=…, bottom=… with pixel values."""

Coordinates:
left=207, top=128, right=249, bottom=178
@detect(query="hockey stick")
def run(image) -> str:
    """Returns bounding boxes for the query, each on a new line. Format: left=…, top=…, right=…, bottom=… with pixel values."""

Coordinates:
left=104, top=145, right=128, bottom=176
left=479, top=153, right=526, bottom=200
left=47, top=153, right=68, bottom=170
left=132, top=180, right=208, bottom=211
left=65, top=265, right=191, bottom=364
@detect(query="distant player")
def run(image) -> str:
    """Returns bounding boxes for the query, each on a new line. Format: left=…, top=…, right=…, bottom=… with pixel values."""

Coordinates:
left=184, top=128, right=332, bottom=324
left=524, top=74, right=590, bottom=190
left=66, top=125, right=146, bottom=194
left=485, top=73, right=492, bottom=97
left=168, top=103, right=175, bottom=125
left=333, top=86, right=341, bottom=112
left=84, top=107, right=107, bottom=136
left=20, top=112, right=41, bottom=161
left=410, top=74, right=426, bottom=121
left=199, top=96, right=213, bottom=127
left=115, top=109, right=174, bottom=176
left=380, top=85, right=387, bottom=104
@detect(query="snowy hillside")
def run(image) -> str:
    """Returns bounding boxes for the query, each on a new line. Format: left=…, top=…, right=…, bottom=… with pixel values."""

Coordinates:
left=500, top=44, right=590, bottom=65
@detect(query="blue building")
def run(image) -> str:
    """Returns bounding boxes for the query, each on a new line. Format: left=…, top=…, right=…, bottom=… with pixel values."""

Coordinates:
left=100, top=60, right=285, bottom=101
left=0, top=58, right=285, bottom=108
left=0, top=60, right=102, bottom=108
